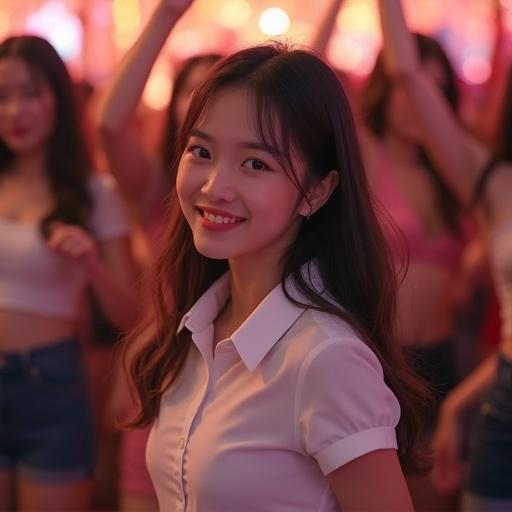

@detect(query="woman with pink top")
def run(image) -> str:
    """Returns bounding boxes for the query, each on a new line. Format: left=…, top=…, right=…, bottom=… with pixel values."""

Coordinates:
left=0, top=35, right=137, bottom=511
left=377, top=0, right=512, bottom=510
left=314, top=0, right=468, bottom=427
left=96, top=1, right=220, bottom=509
left=122, top=42, right=432, bottom=511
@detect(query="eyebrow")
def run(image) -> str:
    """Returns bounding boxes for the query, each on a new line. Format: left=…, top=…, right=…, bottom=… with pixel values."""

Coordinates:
left=189, top=128, right=282, bottom=156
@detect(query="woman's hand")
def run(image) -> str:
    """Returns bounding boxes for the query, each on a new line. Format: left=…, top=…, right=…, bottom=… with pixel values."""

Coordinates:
left=47, top=222, right=101, bottom=274
left=431, top=403, right=465, bottom=493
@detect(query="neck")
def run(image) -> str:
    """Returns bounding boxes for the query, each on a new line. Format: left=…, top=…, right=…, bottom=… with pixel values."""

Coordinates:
left=10, top=148, right=48, bottom=180
left=223, top=251, right=286, bottom=328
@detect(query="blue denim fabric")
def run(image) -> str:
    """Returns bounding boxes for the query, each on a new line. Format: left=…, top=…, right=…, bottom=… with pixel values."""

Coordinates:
left=0, top=338, right=94, bottom=481
left=467, top=355, right=512, bottom=499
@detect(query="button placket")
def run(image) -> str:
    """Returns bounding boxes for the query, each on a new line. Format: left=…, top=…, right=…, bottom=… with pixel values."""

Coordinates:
left=175, top=360, right=211, bottom=508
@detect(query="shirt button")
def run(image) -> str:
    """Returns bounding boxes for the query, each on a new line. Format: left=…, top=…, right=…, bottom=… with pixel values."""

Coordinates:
left=179, top=438, right=185, bottom=449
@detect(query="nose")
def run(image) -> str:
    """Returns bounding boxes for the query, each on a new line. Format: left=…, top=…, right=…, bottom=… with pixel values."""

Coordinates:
left=200, top=161, right=237, bottom=202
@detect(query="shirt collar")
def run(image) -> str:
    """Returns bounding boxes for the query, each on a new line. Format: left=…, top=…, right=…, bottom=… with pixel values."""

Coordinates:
left=177, top=261, right=324, bottom=371
left=177, top=272, right=231, bottom=334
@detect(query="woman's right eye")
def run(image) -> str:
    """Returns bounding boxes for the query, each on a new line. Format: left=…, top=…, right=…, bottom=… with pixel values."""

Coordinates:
left=187, top=145, right=211, bottom=159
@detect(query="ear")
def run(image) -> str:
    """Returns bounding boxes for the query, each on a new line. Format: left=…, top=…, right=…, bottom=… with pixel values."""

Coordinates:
left=299, top=170, right=340, bottom=218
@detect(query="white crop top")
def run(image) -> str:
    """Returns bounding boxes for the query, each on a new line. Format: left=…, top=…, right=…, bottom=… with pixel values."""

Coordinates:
left=489, top=220, right=512, bottom=340
left=0, top=174, right=129, bottom=319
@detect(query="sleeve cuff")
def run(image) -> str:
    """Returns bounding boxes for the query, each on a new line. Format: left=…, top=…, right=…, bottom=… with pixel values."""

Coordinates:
left=314, top=426, right=398, bottom=475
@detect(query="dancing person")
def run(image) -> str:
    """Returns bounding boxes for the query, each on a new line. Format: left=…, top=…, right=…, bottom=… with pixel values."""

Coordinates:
left=314, top=0, right=468, bottom=422
left=0, top=35, right=137, bottom=511
left=97, top=0, right=220, bottom=238
left=96, top=1, right=220, bottom=508
left=377, top=0, right=512, bottom=509
left=124, top=42, right=431, bottom=511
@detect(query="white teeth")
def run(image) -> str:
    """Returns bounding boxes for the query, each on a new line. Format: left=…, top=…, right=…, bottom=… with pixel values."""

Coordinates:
left=202, top=210, right=240, bottom=224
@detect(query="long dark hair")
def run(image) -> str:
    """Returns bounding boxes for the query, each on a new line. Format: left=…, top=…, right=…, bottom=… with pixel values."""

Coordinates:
left=126, top=42, right=431, bottom=474
left=160, top=53, right=221, bottom=176
left=0, top=35, right=92, bottom=237
left=361, top=33, right=462, bottom=235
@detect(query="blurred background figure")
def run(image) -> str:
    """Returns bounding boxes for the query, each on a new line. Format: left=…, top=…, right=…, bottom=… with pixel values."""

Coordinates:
left=0, top=35, right=137, bottom=511
left=376, top=0, right=512, bottom=511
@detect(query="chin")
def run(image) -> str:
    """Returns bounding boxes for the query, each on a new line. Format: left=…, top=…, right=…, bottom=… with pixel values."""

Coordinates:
left=193, top=239, right=232, bottom=261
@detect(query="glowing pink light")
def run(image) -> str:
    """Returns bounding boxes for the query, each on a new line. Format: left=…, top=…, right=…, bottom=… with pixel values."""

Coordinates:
left=462, top=54, right=491, bottom=85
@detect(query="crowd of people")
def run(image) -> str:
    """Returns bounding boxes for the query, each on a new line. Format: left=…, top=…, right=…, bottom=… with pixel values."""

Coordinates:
left=0, top=0, right=511, bottom=510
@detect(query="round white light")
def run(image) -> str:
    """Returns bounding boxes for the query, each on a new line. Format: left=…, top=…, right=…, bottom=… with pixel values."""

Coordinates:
left=259, top=7, right=290, bottom=36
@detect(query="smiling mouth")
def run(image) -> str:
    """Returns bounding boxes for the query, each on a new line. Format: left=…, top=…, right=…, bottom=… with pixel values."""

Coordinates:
left=197, top=208, right=245, bottom=225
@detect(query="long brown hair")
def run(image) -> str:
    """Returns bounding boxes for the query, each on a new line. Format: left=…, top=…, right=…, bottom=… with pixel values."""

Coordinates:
left=125, top=42, right=431, bottom=475
left=0, top=35, right=92, bottom=237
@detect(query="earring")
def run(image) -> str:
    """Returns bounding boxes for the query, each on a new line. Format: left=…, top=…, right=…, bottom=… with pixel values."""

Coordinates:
left=306, top=207, right=313, bottom=220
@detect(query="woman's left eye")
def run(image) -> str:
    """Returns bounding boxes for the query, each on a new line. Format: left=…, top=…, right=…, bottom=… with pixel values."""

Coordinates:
left=242, top=159, right=270, bottom=171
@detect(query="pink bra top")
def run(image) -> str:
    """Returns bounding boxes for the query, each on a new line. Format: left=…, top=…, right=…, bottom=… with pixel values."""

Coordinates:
left=374, top=152, right=464, bottom=272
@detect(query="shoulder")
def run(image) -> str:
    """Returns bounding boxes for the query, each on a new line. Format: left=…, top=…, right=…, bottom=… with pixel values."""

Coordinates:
left=280, top=307, right=383, bottom=379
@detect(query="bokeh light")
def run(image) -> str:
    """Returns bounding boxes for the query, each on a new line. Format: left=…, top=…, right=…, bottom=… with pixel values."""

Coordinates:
left=26, top=1, right=83, bottom=61
left=113, top=0, right=141, bottom=49
left=461, top=53, right=491, bottom=84
left=259, top=7, right=290, bottom=36
left=219, top=0, right=252, bottom=29
left=143, top=69, right=173, bottom=110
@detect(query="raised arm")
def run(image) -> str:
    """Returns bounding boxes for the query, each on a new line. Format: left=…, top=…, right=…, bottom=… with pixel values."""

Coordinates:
left=95, top=0, right=194, bottom=210
left=309, top=0, right=344, bottom=57
left=470, top=0, right=510, bottom=144
left=377, top=0, right=489, bottom=207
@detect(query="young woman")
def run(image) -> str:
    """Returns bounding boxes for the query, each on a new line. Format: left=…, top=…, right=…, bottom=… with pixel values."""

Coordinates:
left=376, top=0, right=512, bottom=510
left=0, top=35, right=137, bottom=510
left=123, top=42, right=431, bottom=511
left=96, top=1, right=220, bottom=508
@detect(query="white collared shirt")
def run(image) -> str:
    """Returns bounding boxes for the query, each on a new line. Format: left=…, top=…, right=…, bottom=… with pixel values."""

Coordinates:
left=146, top=272, right=400, bottom=511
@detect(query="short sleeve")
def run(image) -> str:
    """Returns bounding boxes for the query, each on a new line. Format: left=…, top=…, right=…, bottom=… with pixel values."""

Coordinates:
left=87, top=174, right=130, bottom=240
left=295, top=338, right=400, bottom=475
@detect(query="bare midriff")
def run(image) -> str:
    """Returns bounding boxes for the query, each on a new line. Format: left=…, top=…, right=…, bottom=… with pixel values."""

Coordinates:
left=0, top=309, right=75, bottom=352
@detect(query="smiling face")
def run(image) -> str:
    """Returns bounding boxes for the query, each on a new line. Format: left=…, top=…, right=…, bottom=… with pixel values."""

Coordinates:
left=176, top=86, right=308, bottom=266
left=0, top=56, right=56, bottom=156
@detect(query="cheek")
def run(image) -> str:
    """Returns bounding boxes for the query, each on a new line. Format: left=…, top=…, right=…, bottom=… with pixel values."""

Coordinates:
left=34, top=95, right=56, bottom=137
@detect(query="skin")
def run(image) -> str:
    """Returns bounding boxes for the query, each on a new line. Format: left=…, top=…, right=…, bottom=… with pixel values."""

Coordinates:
left=176, top=86, right=412, bottom=510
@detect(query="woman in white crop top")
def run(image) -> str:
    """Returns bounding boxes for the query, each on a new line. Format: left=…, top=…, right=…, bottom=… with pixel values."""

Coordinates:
left=120, top=43, right=433, bottom=511
left=0, top=36, right=138, bottom=510
left=376, top=1, right=512, bottom=509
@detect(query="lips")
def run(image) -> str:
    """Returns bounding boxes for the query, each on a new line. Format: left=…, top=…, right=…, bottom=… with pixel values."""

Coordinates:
left=196, top=206, right=246, bottom=231
left=8, top=127, right=30, bottom=137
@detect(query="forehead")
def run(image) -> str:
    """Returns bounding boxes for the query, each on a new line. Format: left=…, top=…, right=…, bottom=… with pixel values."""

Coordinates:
left=0, top=56, right=43, bottom=86
left=194, top=86, right=261, bottom=139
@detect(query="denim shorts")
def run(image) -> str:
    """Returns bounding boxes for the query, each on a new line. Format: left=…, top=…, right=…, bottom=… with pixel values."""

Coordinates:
left=0, top=337, right=94, bottom=481
left=467, top=355, right=512, bottom=499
